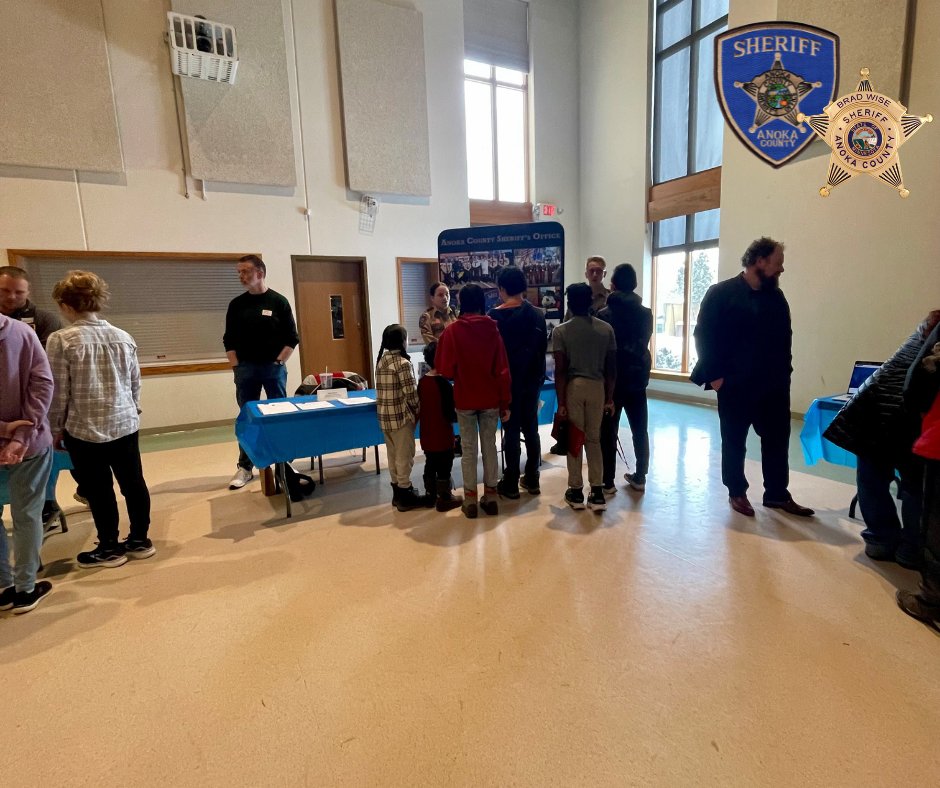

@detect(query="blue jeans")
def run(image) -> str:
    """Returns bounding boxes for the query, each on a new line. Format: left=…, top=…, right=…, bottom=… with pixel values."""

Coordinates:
left=0, top=446, right=52, bottom=593
left=457, top=409, right=500, bottom=492
left=234, top=362, right=287, bottom=470
left=856, top=456, right=922, bottom=551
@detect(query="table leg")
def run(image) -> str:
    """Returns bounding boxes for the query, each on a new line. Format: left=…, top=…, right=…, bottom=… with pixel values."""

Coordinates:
left=318, top=456, right=324, bottom=485
left=374, top=445, right=380, bottom=475
left=277, top=462, right=292, bottom=518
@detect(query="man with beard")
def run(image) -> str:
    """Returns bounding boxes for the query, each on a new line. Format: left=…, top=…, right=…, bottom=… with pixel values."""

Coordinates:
left=691, top=237, right=814, bottom=518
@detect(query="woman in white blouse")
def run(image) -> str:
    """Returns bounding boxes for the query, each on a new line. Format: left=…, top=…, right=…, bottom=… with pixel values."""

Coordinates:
left=46, top=271, right=154, bottom=569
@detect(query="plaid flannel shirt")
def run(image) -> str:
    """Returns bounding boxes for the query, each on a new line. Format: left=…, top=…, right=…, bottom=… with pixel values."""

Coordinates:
left=375, top=350, right=418, bottom=432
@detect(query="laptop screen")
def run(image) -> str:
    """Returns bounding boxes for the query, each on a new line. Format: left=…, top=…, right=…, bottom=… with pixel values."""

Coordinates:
left=848, top=361, right=881, bottom=394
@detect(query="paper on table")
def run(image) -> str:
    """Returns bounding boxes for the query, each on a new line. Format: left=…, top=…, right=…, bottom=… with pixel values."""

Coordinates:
left=336, top=397, right=375, bottom=406
left=257, top=401, right=299, bottom=415
left=296, top=400, right=335, bottom=411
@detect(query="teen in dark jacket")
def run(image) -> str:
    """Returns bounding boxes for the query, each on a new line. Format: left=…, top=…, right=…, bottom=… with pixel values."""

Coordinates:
left=488, top=266, right=547, bottom=497
left=597, top=264, right=653, bottom=492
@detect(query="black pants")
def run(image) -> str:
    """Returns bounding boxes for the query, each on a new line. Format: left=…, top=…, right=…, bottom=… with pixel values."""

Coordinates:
left=502, top=387, right=541, bottom=485
left=423, top=450, right=455, bottom=494
left=716, top=384, right=790, bottom=502
left=601, top=389, right=650, bottom=486
left=920, top=460, right=940, bottom=603
left=64, top=431, right=151, bottom=546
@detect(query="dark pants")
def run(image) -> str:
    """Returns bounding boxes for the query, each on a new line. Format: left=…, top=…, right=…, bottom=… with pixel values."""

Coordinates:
left=919, top=460, right=940, bottom=603
left=502, top=387, right=541, bottom=486
left=601, top=389, right=650, bottom=486
left=856, top=456, right=922, bottom=551
left=716, top=384, right=790, bottom=502
left=423, top=450, right=455, bottom=494
left=64, top=431, right=151, bottom=547
left=235, top=362, right=287, bottom=470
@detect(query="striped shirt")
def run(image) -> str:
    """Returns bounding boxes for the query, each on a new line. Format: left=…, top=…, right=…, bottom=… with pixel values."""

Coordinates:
left=375, top=350, right=418, bottom=432
left=46, top=316, right=142, bottom=443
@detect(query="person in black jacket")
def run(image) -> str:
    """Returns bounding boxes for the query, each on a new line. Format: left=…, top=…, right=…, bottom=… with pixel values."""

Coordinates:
left=823, top=312, right=940, bottom=567
left=488, top=266, right=548, bottom=497
left=597, top=264, right=652, bottom=493
left=691, top=237, right=813, bottom=518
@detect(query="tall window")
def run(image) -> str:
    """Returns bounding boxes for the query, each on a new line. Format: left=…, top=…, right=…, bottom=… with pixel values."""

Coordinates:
left=649, top=0, right=728, bottom=374
left=464, top=60, right=529, bottom=204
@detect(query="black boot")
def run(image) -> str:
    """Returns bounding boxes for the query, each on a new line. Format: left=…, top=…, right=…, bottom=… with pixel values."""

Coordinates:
left=395, top=485, right=422, bottom=512
left=435, top=478, right=462, bottom=512
left=390, top=483, right=400, bottom=509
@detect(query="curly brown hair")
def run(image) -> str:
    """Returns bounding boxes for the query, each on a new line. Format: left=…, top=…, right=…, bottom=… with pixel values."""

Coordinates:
left=52, top=270, right=110, bottom=313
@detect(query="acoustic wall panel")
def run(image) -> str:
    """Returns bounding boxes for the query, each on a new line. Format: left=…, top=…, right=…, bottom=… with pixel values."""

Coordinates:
left=778, top=0, right=912, bottom=99
left=0, top=0, right=124, bottom=172
left=172, top=0, right=296, bottom=187
left=335, top=0, right=432, bottom=196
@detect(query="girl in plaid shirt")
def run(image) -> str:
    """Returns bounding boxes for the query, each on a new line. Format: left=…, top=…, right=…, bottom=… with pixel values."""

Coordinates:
left=375, top=325, right=429, bottom=512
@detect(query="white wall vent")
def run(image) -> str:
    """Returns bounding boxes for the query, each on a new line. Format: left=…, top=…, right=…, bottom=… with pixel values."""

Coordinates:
left=167, top=12, right=238, bottom=85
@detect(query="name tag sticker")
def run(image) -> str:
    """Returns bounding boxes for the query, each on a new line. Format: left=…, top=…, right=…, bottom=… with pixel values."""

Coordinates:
left=261, top=309, right=273, bottom=317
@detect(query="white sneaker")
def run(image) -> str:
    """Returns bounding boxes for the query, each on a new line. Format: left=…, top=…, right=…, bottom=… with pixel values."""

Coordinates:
left=228, top=467, right=253, bottom=489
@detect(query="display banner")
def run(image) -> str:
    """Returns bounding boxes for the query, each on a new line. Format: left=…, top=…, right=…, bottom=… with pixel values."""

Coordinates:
left=437, top=221, right=565, bottom=325
left=715, top=22, right=839, bottom=167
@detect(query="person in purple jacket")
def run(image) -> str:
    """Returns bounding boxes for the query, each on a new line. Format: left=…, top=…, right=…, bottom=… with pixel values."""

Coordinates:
left=0, top=314, right=54, bottom=614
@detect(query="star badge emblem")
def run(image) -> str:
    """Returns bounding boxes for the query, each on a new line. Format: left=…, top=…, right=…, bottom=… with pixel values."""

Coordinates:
left=797, top=68, right=933, bottom=197
left=734, top=52, right=822, bottom=133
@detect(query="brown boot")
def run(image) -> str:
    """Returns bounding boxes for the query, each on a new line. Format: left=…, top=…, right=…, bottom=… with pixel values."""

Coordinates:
left=435, top=478, right=462, bottom=512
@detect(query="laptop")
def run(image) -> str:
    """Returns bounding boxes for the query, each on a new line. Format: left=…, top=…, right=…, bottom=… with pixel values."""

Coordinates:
left=831, top=361, right=881, bottom=401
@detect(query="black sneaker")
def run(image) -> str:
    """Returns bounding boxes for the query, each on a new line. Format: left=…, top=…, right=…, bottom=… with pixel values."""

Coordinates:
left=496, top=479, right=520, bottom=500
left=586, top=487, right=607, bottom=511
left=479, top=496, right=499, bottom=516
left=77, top=545, right=128, bottom=569
left=12, top=581, right=52, bottom=614
left=123, top=538, right=156, bottom=560
left=625, top=473, right=646, bottom=491
left=565, top=488, right=585, bottom=510
left=0, top=585, right=16, bottom=611
left=520, top=476, right=541, bottom=495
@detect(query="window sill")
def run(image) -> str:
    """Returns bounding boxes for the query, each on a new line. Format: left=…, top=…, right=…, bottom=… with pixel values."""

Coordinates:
left=469, top=199, right=533, bottom=226
left=650, top=370, right=692, bottom=382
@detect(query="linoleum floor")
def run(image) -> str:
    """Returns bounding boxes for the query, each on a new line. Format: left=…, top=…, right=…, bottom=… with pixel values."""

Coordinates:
left=3, top=399, right=937, bottom=786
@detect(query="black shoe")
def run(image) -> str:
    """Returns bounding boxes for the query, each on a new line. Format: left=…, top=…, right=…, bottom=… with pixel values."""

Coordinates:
left=123, top=538, right=156, bottom=560
left=549, top=443, right=565, bottom=456
left=864, top=542, right=896, bottom=562
left=625, top=473, right=646, bottom=492
left=462, top=498, right=478, bottom=519
left=896, top=590, right=940, bottom=632
left=763, top=497, right=814, bottom=517
left=12, top=581, right=52, bottom=614
left=395, top=486, right=422, bottom=512
left=586, top=487, right=607, bottom=512
left=520, top=476, right=541, bottom=495
left=565, top=488, right=585, bottom=510
left=479, top=496, right=499, bottom=516
left=496, top=478, right=520, bottom=500
left=77, top=545, right=128, bottom=569
left=0, top=585, right=16, bottom=611
left=895, top=544, right=922, bottom=571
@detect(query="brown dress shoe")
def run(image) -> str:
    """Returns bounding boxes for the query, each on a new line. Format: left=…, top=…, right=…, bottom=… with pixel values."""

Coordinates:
left=729, top=496, right=755, bottom=517
left=896, top=590, right=940, bottom=632
left=764, top=498, right=815, bottom=517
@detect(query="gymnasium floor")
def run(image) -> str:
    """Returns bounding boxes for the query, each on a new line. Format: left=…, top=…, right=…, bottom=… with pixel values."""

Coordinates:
left=3, top=398, right=937, bottom=786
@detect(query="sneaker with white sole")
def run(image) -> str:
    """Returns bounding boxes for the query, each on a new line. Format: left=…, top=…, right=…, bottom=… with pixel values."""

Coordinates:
left=565, top=488, right=585, bottom=510
left=602, top=485, right=617, bottom=497
left=12, top=581, right=52, bottom=614
left=625, top=473, right=646, bottom=491
left=0, top=586, right=16, bottom=611
left=228, top=467, right=253, bottom=490
left=587, top=487, right=607, bottom=511
left=77, top=545, right=128, bottom=569
left=123, top=538, right=156, bottom=560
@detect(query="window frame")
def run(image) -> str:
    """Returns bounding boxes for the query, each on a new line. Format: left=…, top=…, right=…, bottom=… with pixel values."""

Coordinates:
left=464, top=60, right=532, bottom=224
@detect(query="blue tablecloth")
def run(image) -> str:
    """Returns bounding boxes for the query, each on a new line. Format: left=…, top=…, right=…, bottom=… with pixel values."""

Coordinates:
left=800, top=396, right=857, bottom=469
left=236, top=382, right=560, bottom=469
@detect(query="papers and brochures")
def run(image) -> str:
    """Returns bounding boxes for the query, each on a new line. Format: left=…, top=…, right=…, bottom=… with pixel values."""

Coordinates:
left=257, top=401, right=298, bottom=416
left=336, top=397, right=375, bottom=406
left=296, top=400, right=335, bottom=411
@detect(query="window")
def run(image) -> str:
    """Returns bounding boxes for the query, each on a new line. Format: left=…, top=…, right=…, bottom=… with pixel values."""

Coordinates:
left=464, top=59, right=529, bottom=210
left=649, top=0, right=728, bottom=374
left=650, top=212, right=719, bottom=373
left=10, top=250, right=246, bottom=375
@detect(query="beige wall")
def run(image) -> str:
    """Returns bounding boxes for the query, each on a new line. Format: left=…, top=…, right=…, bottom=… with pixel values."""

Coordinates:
left=579, top=0, right=940, bottom=412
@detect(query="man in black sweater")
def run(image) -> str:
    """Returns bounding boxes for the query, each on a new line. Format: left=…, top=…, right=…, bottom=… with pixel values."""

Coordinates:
left=488, top=266, right=547, bottom=497
left=691, top=237, right=813, bottom=518
left=223, top=255, right=299, bottom=489
left=597, top=263, right=653, bottom=494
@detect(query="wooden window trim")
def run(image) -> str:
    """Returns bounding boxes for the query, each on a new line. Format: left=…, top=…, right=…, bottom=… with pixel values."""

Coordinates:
left=647, top=167, right=721, bottom=223
left=469, top=199, right=533, bottom=226
left=8, top=248, right=253, bottom=377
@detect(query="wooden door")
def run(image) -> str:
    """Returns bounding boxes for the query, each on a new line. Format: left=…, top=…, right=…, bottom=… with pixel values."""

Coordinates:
left=292, top=257, right=373, bottom=385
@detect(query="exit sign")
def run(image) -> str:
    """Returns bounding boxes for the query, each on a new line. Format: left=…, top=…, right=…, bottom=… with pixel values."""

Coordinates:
left=539, top=203, right=556, bottom=218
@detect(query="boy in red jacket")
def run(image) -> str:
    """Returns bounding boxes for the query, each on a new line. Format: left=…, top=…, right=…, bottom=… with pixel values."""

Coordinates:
left=435, top=285, right=511, bottom=518
left=418, top=341, right=461, bottom=512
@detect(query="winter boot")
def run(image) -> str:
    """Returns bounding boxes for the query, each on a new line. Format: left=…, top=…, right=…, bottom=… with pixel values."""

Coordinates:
left=435, top=478, right=463, bottom=512
left=395, top=484, right=421, bottom=512
left=462, top=489, right=478, bottom=519
left=480, top=486, right=499, bottom=516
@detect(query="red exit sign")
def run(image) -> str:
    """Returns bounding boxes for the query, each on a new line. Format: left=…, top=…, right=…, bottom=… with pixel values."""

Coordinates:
left=539, top=203, right=556, bottom=217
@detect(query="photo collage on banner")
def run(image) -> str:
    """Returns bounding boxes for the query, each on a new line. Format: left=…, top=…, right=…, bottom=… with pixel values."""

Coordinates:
left=438, top=221, right=565, bottom=380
